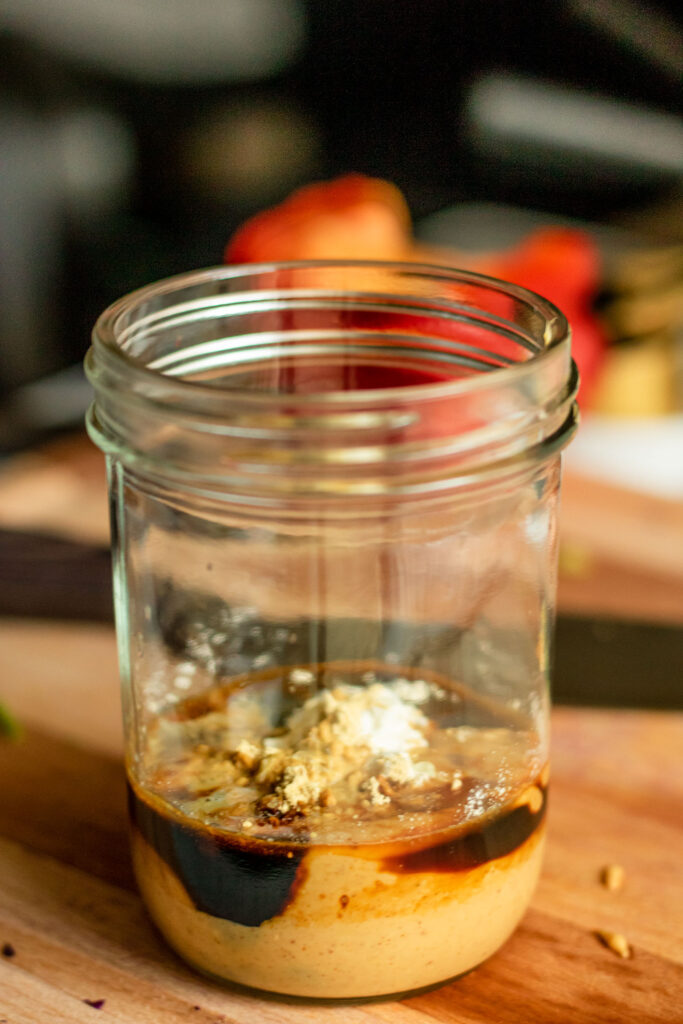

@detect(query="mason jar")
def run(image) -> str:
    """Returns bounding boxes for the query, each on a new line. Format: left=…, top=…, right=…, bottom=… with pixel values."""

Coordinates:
left=86, top=261, right=577, bottom=1000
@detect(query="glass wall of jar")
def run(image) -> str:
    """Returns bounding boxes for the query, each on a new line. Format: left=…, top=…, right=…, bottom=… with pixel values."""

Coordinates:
left=86, top=261, right=577, bottom=1000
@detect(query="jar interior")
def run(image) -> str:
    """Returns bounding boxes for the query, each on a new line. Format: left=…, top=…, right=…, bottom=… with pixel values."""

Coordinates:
left=118, top=271, right=542, bottom=398
left=144, top=305, right=534, bottom=391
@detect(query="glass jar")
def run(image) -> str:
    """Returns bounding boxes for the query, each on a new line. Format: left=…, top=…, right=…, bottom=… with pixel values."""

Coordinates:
left=86, top=261, right=577, bottom=1000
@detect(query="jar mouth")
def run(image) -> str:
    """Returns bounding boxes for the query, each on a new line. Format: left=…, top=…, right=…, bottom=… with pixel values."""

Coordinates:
left=86, top=260, right=578, bottom=500
left=89, top=259, right=570, bottom=409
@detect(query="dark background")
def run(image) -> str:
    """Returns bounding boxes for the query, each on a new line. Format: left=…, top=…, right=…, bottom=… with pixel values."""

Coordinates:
left=1, top=0, right=681, bottom=399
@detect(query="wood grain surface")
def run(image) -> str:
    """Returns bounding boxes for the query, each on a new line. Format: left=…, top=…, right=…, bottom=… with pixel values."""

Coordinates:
left=1, top=621, right=682, bottom=1023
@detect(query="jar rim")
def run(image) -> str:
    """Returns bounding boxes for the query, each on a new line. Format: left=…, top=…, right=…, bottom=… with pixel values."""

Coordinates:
left=86, top=260, right=578, bottom=500
left=90, top=259, right=570, bottom=410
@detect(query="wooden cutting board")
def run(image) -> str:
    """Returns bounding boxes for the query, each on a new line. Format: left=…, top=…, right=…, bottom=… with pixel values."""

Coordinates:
left=0, top=622, right=681, bottom=1023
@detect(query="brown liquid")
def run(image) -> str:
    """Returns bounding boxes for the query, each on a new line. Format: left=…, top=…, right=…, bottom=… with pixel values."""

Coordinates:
left=129, top=775, right=545, bottom=927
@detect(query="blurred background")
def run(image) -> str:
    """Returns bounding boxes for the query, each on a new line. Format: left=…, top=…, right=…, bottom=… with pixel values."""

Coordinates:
left=0, top=0, right=682, bottom=709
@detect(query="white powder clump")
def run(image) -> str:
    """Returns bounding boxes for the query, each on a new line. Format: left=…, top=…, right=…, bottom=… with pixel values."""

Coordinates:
left=362, top=776, right=391, bottom=807
left=391, top=678, right=441, bottom=704
left=376, top=752, right=439, bottom=789
left=254, top=683, right=431, bottom=813
left=235, top=738, right=261, bottom=771
left=284, top=683, right=428, bottom=756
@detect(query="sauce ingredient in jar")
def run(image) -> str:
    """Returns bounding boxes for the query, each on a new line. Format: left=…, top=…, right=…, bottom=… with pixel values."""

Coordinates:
left=129, top=663, right=546, bottom=997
